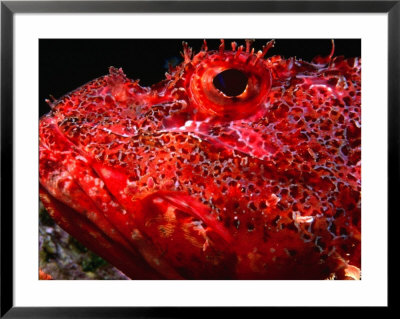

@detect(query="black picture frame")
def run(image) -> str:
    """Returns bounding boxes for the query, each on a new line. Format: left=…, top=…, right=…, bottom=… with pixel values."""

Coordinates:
left=1, top=1, right=396, bottom=317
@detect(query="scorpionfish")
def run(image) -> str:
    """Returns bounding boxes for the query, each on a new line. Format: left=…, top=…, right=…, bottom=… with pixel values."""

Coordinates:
left=39, top=40, right=361, bottom=280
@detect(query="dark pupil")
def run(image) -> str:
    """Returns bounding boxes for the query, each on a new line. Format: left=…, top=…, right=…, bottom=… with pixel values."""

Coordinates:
left=213, top=69, right=248, bottom=97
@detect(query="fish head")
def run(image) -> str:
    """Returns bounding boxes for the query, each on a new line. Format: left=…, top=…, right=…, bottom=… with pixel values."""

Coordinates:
left=39, top=40, right=361, bottom=279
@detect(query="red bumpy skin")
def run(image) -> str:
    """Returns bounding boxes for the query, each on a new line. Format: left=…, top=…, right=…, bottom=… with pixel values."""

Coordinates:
left=39, top=40, right=361, bottom=279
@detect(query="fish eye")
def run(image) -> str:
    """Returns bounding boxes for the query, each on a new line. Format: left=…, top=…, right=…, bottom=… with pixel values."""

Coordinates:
left=213, top=69, right=248, bottom=97
left=186, top=50, right=272, bottom=120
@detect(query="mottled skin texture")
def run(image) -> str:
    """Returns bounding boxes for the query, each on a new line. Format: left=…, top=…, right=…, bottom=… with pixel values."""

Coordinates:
left=39, top=40, right=361, bottom=279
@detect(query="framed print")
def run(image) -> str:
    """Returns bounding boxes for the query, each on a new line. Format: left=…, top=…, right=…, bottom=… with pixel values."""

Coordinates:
left=1, top=0, right=396, bottom=317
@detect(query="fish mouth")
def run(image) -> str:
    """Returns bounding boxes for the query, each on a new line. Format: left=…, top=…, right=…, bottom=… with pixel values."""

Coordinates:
left=40, top=116, right=236, bottom=279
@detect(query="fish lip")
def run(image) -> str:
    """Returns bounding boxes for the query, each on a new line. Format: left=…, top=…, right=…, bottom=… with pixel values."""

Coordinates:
left=144, top=191, right=234, bottom=245
left=136, top=190, right=237, bottom=279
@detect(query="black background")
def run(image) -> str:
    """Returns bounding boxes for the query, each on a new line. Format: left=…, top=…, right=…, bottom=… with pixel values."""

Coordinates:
left=39, top=39, right=361, bottom=117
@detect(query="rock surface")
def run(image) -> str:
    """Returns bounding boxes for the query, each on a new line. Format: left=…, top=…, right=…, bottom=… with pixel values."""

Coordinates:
left=39, top=201, right=129, bottom=280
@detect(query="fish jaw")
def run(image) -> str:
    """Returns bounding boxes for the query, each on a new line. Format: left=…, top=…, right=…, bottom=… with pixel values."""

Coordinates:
left=39, top=115, right=236, bottom=279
